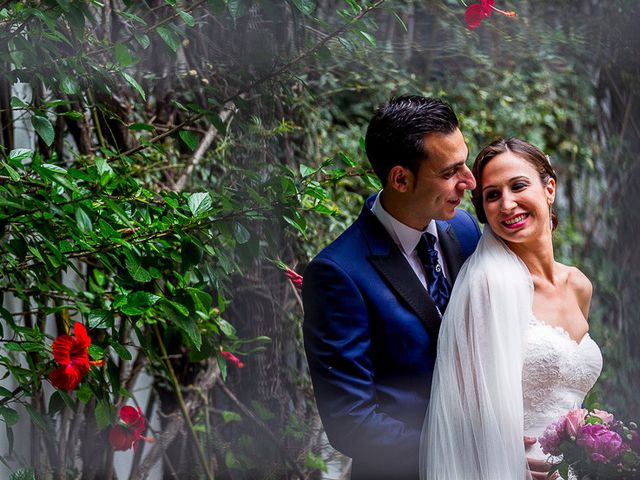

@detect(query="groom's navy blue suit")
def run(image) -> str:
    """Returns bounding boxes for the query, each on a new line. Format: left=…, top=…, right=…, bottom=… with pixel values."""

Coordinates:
left=303, top=195, right=480, bottom=479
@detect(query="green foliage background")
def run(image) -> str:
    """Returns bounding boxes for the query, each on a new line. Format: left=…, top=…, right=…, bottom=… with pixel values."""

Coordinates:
left=0, top=0, right=638, bottom=478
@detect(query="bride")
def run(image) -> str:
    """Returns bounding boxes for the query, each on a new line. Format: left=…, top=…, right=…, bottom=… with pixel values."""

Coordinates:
left=420, top=138, right=602, bottom=479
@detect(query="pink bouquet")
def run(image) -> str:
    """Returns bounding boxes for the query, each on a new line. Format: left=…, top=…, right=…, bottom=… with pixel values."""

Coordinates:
left=539, top=408, right=640, bottom=479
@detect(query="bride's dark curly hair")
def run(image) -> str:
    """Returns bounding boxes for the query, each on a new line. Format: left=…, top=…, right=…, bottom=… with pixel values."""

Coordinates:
left=471, top=138, right=558, bottom=230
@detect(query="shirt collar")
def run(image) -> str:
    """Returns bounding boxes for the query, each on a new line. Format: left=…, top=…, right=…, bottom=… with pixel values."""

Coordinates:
left=371, top=191, right=439, bottom=255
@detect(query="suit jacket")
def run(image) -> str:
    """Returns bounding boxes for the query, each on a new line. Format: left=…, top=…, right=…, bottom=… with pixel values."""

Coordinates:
left=302, top=195, right=481, bottom=480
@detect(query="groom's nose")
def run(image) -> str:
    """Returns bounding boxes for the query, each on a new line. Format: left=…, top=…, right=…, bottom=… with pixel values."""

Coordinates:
left=458, top=164, right=476, bottom=190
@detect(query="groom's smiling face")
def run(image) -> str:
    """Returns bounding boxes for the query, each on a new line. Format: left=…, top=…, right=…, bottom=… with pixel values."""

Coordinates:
left=407, top=128, right=475, bottom=226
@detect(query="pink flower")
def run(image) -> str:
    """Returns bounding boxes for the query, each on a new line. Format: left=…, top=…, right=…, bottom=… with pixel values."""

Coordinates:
left=539, top=415, right=567, bottom=455
left=284, top=267, right=303, bottom=290
left=591, top=452, right=609, bottom=463
left=109, top=406, right=153, bottom=452
left=565, top=408, right=588, bottom=439
left=576, top=424, right=626, bottom=462
left=221, top=350, right=245, bottom=368
left=464, top=0, right=516, bottom=30
left=592, top=409, right=614, bottom=424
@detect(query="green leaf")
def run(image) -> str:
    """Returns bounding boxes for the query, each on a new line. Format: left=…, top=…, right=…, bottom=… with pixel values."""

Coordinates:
left=299, top=163, right=316, bottom=177
left=9, top=469, right=35, bottom=480
left=75, top=207, right=92, bottom=233
left=134, top=32, right=151, bottom=49
left=188, top=192, right=212, bottom=216
left=62, top=111, right=83, bottom=120
left=108, top=338, right=133, bottom=361
left=179, top=130, right=199, bottom=150
left=283, top=211, right=306, bottom=235
left=95, top=156, right=114, bottom=180
left=126, top=257, right=152, bottom=283
left=9, top=148, right=31, bottom=162
left=48, top=390, right=72, bottom=417
left=0, top=407, right=19, bottom=427
left=88, top=309, right=113, bottom=328
left=227, top=0, right=248, bottom=19
left=114, top=42, right=136, bottom=67
left=222, top=410, right=242, bottom=423
left=76, top=383, right=93, bottom=404
left=233, top=222, right=250, bottom=244
left=95, top=400, right=113, bottom=429
left=60, top=75, right=80, bottom=95
left=2, top=162, right=21, bottom=181
left=156, top=26, right=181, bottom=53
left=42, top=163, right=67, bottom=174
left=290, top=0, right=315, bottom=15
left=392, top=11, right=408, bottom=31
left=0, top=386, right=13, bottom=397
left=178, top=10, right=195, bottom=26
left=25, top=404, right=50, bottom=432
left=218, top=318, right=236, bottom=337
left=10, top=96, right=28, bottom=108
left=250, top=400, right=274, bottom=421
left=121, top=292, right=161, bottom=316
left=359, top=30, right=376, bottom=46
left=128, top=122, right=155, bottom=131
left=161, top=301, right=202, bottom=350
left=31, top=115, right=55, bottom=146
left=122, top=72, right=146, bottom=101
left=305, top=451, right=328, bottom=472
left=208, top=0, right=226, bottom=15
left=88, top=344, right=104, bottom=361
left=187, top=287, right=212, bottom=312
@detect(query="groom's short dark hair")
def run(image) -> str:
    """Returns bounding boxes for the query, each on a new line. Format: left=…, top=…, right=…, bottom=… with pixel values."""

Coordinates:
left=365, top=95, right=459, bottom=185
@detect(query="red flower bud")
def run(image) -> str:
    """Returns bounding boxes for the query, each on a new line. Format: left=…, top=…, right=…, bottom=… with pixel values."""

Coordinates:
left=285, top=267, right=303, bottom=290
left=221, top=350, right=245, bottom=368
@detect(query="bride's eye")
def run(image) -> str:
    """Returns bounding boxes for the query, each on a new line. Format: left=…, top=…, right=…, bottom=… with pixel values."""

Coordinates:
left=512, top=181, right=528, bottom=191
left=484, top=190, right=499, bottom=201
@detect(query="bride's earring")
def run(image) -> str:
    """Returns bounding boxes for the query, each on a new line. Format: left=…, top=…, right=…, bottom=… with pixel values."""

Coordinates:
left=549, top=204, right=553, bottom=231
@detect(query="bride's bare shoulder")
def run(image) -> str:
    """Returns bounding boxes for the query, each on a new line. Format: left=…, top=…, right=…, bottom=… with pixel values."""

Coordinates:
left=559, top=263, right=593, bottom=317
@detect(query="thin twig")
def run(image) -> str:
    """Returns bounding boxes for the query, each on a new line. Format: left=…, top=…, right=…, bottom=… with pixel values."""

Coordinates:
left=153, top=323, right=214, bottom=480
left=118, top=0, right=386, bottom=159
left=172, top=101, right=236, bottom=192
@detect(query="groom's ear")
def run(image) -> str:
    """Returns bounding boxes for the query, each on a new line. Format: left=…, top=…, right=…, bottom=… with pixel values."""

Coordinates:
left=388, top=166, right=412, bottom=193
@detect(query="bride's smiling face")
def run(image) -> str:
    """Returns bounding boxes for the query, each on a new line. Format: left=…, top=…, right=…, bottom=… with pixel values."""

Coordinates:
left=480, top=151, right=555, bottom=244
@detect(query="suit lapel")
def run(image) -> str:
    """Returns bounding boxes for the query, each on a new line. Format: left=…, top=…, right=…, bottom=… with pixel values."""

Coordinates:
left=436, top=221, right=466, bottom=283
left=369, top=251, right=442, bottom=340
left=357, top=202, right=442, bottom=339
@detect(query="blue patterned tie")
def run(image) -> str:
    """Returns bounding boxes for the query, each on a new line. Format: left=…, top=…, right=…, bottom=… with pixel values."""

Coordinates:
left=417, top=233, right=451, bottom=315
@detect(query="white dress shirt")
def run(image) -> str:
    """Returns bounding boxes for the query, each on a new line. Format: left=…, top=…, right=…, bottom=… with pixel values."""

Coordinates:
left=371, top=191, right=450, bottom=291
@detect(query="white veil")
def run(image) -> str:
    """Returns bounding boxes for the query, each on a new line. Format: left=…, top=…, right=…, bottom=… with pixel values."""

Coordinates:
left=420, top=227, right=533, bottom=480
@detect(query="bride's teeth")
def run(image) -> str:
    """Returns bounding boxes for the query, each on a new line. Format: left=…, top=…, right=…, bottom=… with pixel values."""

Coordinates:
left=505, top=214, right=526, bottom=225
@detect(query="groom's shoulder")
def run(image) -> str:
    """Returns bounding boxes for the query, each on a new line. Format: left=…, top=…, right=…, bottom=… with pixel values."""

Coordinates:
left=446, top=209, right=482, bottom=257
left=309, top=216, right=370, bottom=266
left=448, top=209, right=481, bottom=235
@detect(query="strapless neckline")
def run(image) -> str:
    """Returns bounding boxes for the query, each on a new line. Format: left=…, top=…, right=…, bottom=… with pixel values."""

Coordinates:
left=530, top=315, right=590, bottom=346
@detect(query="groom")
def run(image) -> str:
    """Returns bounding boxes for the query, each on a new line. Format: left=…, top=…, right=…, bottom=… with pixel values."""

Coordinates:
left=302, top=96, right=481, bottom=479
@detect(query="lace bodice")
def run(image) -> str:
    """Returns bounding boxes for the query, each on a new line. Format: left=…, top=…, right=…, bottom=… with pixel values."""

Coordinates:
left=523, top=317, right=603, bottom=460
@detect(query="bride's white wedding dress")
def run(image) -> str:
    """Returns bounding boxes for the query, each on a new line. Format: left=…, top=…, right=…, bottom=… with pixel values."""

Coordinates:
left=420, top=228, right=603, bottom=479
left=523, top=316, right=602, bottom=461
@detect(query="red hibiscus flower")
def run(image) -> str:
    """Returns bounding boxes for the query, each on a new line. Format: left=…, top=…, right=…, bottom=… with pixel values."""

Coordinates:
left=221, top=350, right=245, bottom=368
left=284, top=267, right=303, bottom=290
left=109, top=405, right=154, bottom=452
left=465, top=0, right=516, bottom=30
left=49, top=322, right=102, bottom=391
